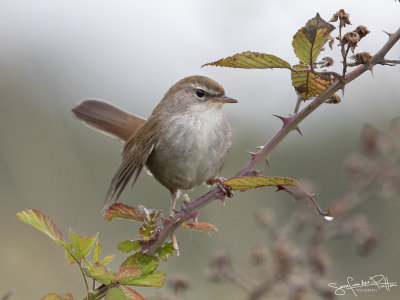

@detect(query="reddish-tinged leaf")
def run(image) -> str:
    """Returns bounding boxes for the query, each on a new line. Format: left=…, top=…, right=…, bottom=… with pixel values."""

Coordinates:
left=223, top=176, right=299, bottom=191
left=292, top=13, right=335, bottom=64
left=291, top=64, right=332, bottom=100
left=106, top=285, right=145, bottom=300
left=116, top=266, right=142, bottom=283
left=181, top=221, right=217, bottom=232
left=203, top=51, right=291, bottom=69
left=88, top=262, right=115, bottom=285
left=41, top=293, right=74, bottom=300
left=16, top=209, right=68, bottom=249
left=104, top=203, right=143, bottom=222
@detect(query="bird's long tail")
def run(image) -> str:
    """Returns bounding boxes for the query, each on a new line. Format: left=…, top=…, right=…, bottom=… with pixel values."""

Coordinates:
left=71, top=99, right=146, bottom=142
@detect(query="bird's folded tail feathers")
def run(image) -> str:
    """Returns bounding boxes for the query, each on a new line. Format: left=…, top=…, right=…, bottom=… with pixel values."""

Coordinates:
left=101, top=124, right=157, bottom=213
left=72, top=99, right=146, bottom=142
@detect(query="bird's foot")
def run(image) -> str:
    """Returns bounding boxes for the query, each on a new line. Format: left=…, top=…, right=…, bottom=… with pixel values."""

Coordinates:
left=216, top=177, right=234, bottom=198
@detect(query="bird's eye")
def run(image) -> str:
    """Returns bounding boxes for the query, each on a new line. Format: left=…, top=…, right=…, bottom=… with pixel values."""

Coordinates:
left=195, top=89, right=206, bottom=98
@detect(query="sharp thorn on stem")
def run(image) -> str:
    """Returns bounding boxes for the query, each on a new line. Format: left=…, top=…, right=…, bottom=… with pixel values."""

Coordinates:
left=272, top=114, right=291, bottom=126
left=382, top=30, right=393, bottom=38
left=294, top=126, right=303, bottom=136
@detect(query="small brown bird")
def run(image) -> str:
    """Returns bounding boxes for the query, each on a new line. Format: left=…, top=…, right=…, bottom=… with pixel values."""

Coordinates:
left=72, top=75, right=237, bottom=216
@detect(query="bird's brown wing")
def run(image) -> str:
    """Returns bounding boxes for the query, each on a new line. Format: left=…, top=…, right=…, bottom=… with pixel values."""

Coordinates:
left=103, top=116, right=158, bottom=212
left=72, top=99, right=146, bottom=142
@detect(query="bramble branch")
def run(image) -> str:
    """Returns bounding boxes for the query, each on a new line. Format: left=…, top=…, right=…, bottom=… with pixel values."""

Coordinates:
left=140, top=27, right=400, bottom=255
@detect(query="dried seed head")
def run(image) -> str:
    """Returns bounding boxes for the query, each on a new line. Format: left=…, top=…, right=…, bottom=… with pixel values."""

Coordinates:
left=316, top=56, right=334, bottom=68
left=355, top=25, right=370, bottom=39
left=254, top=208, right=275, bottom=228
left=350, top=215, right=379, bottom=256
left=350, top=52, right=372, bottom=65
left=342, top=31, right=360, bottom=52
left=249, top=246, right=267, bottom=265
left=360, top=123, right=380, bottom=156
left=167, top=275, right=190, bottom=295
left=330, top=9, right=351, bottom=27
left=210, top=248, right=231, bottom=268
left=288, top=281, right=308, bottom=300
left=310, top=247, right=330, bottom=275
left=272, top=239, right=293, bottom=276
left=325, top=93, right=341, bottom=104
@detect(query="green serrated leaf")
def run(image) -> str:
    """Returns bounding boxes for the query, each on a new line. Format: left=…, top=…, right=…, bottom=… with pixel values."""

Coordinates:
left=16, top=209, right=69, bottom=249
left=292, top=13, right=335, bottom=64
left=93, top=240, right=101, bottom=263
left=139, top=224, right=158, bottom=241
left=155, top=242, right=175, bottom=261
left=121, top=253, right=159, bottom=275
left=106, top=285, right=145, bottom=300
left=291, top=64, right=332, bottom=100
left=223, top=176, right=300, bottom=191
left=104, top=203, right=144, bottom=223
left=118, top=240, right=142, bottom=253
left=203, top=51, right=291, bottom=69
left=116, top=266, right=142, bottom=284
left=123, top=271, right=166, bottom=288
left=40, top=293, right=74, bottom=300
left=101, top=254, right=116, bottom=266
left=69, top=228, right=98, bottom=261
left=88, top=262, right=115, bottom=285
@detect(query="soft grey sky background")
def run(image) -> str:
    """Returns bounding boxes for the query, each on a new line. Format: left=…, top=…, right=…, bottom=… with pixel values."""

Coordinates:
left=0, top=1, right=399, bottom=299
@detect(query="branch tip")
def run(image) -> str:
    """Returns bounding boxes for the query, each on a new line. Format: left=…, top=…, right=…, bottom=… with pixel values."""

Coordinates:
left=382, top=30, right=393, bottom=38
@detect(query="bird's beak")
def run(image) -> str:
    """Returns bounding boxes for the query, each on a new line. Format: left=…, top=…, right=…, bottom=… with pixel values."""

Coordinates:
left=210, top=96, right=238, bottom=104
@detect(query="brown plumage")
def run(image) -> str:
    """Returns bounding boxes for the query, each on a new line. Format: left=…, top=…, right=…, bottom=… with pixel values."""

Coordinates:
left=72, top=75, right=237, bottom=215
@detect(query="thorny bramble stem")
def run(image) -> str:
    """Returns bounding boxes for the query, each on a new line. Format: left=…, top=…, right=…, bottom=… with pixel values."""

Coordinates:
left=140, top=27, right=400, bottom=255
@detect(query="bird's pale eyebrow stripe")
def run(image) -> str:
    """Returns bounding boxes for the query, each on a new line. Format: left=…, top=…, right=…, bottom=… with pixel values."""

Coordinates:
left=190, top=83, right=216, bottom=96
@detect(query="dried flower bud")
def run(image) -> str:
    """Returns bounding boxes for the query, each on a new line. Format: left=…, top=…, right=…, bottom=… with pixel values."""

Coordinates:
left=272, top=239, right=293, bottom=276
left=330, top=9, right=351, bottom=27
left=249, top=246, right=267, bottom=265
left=325, top=93, right=341, bottom=104
left=167, top=275, right=190, bottom=295
left=316, top=56, right=334, bottom=68
left=355, top=25, right=370, bottom=39
left=350, top=215, right=379, bottom=256
left=351, top=52, right=372, bottom=65
left=360, top=123, right=380, bottom=156
left=310, top=247, right=330, bottom=275
left=342, top=31, right=360, bottom=52
left=254, top=208, right=275, bottom=228
left=344, top=154, right=365, bottom=176
left=288, top=279, right=308, bottom=300
left=210, top=248, right=231, bottom=268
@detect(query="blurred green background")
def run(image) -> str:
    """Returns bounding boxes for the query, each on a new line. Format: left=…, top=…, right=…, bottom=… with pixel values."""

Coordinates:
left=1, top=1, right=399, bottom=299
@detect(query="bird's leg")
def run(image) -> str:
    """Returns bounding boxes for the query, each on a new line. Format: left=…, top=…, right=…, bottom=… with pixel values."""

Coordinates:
left=169, top=190, right=180, bottom=253
left=170, top=190, right=179, bottom=217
